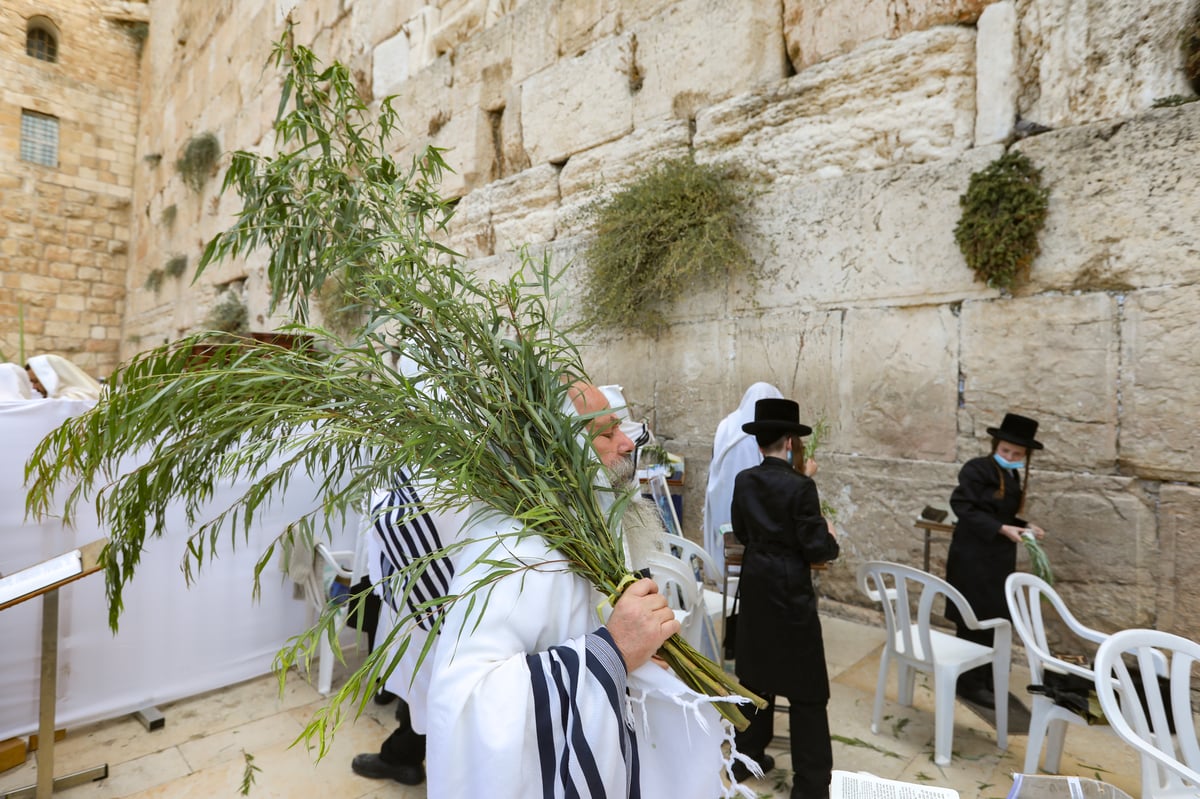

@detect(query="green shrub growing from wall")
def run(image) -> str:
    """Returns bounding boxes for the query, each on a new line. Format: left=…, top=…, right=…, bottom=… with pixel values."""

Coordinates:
left=954, top=151, right=1049, bottom=291
left=204, top=289, right=249, bottom=335
left=177, top=132, right=221, bottom=192
left=581, top=155, right=749, bottom=331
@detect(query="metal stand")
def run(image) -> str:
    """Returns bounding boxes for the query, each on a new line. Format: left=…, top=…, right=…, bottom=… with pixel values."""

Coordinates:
left=0, top=541, right=109, bottom=798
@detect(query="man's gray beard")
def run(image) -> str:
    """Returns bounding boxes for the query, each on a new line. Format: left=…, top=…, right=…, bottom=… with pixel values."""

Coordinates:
left=604, top=455, right=664, bottom=569
left=606, top=454, right=636, bottom=488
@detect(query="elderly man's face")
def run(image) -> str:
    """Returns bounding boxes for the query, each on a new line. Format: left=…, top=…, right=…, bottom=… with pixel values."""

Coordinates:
left=570, top=383, right=636, bottom=477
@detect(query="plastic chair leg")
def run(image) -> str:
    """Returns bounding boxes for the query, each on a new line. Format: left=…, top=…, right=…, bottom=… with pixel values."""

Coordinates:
left=317, top=634, right=334, bottom=696
left=871, top=649, right=890, bottom=734
left=992, top=663, right=1008, bottom=751
left=1044, top=718, right=1069, bottom=774
left=1024, top=701, right=1051, bottom=773
left=933, top=667, right=959, bottom=766
left=897, top=662, right=915, bottom=706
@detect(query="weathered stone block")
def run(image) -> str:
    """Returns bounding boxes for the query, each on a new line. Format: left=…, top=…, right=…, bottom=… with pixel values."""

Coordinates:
left=1018, top=104, right=1200, bottom=293
left=841, top=305, right=959, bottom=462
left=639, top=317, right=734, bottom=445
left=958, top=293, right=1119, bottom=471
left=975, top=0, right=1018, bottom=146
left=628, top=0, right=788, bottom=127
left=520, top=34, right=636, bottom=165
left=736, top=145, right=1001, bottom=313
left=695, top=27, right=976, bottom=182
left=783, top=0, right=994, bottom=71
left=1120, top=285, right=1200, bottom=482
left=1015, top=0, right=1196, bottom=129
left=1157, top=484, right=1200, bottom=640
left=490, top=163, right=561, bottom=253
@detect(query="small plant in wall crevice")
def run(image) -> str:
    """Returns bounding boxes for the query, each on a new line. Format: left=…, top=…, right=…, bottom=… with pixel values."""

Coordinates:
left=203, top=287, right=249, bottom=335
left=953, top=150, right=1049, bottom=291
left=177, top=132, right=221, bottom=193
left=580, top=155, right=750, bottom=332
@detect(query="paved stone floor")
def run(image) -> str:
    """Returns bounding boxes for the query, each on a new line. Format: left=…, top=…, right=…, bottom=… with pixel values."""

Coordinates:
left=0, top=606, right=1143, bottom=798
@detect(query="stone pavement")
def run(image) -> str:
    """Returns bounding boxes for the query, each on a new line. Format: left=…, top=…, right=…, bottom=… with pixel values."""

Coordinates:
left=0, top=605, right=1143, bottom=798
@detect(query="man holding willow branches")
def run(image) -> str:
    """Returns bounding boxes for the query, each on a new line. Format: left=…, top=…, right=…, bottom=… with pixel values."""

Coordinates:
left=24, top=25, right=761, bottom=799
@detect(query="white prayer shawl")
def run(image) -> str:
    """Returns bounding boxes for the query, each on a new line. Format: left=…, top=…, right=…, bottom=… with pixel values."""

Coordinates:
left=26, top=354, right=103, bottom=400
left=427, top=519, right=752, bottom=799
left=702, top=382, right=782, bottom=572
left=365, top=473, right=468, bottom=732
left=0, top=364, right=34, bottom=401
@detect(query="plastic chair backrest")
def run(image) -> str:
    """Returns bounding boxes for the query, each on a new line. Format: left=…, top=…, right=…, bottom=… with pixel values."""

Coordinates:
left=658, top=533, right=720, bottom=584
left=857, top=560, right=984, bottom=665
left=646, top=551, right=700, bottom=613
left=1005, top=572, right=1105, bottom=684
left=1094, top=628, right=1200, bottom=798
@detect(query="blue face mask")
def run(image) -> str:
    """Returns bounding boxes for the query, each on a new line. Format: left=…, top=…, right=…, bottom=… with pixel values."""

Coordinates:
left=786, top=448, right=794, bottom=466
left=993, top=453, right=1025, bottom=471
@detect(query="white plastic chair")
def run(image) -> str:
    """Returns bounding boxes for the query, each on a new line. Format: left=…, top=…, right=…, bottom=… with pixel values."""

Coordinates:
left=1094, top=628, right=1200, bottom=799
left=1005, top=572, right=1113, bottom=774
left=310, top=534, right=370, bottom=696
left=645, top=551, right=706, bottom=650
left=857, top=560, right=1011, bottom=766
left=655, top=534, right=723, bottom=660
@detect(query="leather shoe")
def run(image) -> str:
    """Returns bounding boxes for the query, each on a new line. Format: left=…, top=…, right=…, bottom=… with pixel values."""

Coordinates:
left=732, top=753, right=775, bottom=782
left=957, top=684, right=996, bottom=709
left=351, top=753, right=425, bottom=785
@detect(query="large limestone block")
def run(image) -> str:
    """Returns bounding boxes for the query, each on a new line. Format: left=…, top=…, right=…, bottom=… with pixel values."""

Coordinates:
left=736, top=145, right=1001, bottom=313
left=629, top=0, right=788, bottom=127
left=695, top=28, right=977, bottom=182
left=556, top=0, right=621, bottom=59
left=733, top=309, right=842, bottom=450
left=1120, top=285, right=1200, bottom=482
left=651, top=318, right=737, bottom=444
left=1156, top=484, right=1200, bottom=639
left=1016, top=105, right=1200, bottom=293
left=975, top=0, right=1018, bottom=146
left=1015, top=0, right=1196, bottom=129
left=810, top=454, right=964, bottom=604
left=783, top=0, right=995, bottom=71
left=555, top=119, right=691, bottom=235
left=520, top=34, right=636, bottom=165
left=840, top=305, right=959, bottom=462
left=957, top=293, right=1118, bottom=470
left=490, top=163, right=561, bottom=253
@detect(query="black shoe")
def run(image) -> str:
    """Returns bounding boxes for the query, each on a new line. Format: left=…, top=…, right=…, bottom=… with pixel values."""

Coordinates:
left=732, top=753, right=775, bottom=782
left=351, top=753, right=425, bottom=785
left=374, top=688, right=397, bottom=706
left=957, top=684, right=996, bottom=709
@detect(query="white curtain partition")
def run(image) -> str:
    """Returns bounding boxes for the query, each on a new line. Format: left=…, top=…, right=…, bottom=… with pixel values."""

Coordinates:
left=0, top=399, right=350, bottom=739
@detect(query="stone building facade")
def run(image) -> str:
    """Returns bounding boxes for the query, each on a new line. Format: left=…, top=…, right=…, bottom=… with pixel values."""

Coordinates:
left=4, top=0, right=1200, bottom=639
left=0, top=0, right=146, bottom=375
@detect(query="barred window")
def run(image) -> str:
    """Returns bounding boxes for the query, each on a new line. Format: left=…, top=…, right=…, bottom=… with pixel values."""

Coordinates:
left=20, top=110, right=59, bottom=167
left=26, top=27, right=58, bottom=63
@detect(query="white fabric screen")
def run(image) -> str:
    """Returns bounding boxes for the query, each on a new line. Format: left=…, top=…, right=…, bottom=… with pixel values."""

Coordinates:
left=0, top=399, right=349, bottom=739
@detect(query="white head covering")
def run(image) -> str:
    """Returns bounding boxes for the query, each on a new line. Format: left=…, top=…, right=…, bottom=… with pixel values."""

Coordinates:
left=702, top=382, right=783, bottom=571
left=0, top=363, right=35, bottom=401
left=597, top=384, right=651, bottom=449
left=26, top=354, right=103, bottom=400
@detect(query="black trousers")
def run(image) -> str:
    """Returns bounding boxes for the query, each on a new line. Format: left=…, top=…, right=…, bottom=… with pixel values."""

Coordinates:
left=735, top=687, right=832, bottom=799
left=379, top=699, right=427, bottom=766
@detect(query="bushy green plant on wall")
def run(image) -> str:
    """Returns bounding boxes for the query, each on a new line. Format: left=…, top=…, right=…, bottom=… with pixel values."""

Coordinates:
left=204, top=288, right=249, bottom=335
left=177, top=132, right=221, bottom=192
left=581, top=155, right=749, bottom=331
left=954, top=150, right=1049, bottom=290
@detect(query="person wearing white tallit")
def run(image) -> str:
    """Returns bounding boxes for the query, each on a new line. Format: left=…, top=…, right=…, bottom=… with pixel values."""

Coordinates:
left=425, top=381, right=754, bottom=799
left=26, top=354, right=103, bottom=400
left=0, top=364, right=36, bottom=401
left=702, top=382, right=783, bottom=573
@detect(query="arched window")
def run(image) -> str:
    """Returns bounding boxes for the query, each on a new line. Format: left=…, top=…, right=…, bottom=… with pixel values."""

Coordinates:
left=26, top=21, right=58, bottom=63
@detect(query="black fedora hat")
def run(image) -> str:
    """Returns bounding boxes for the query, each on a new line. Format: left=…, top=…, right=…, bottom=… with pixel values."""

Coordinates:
left=742, top=398, right=813, bottom=437
left=987, top=412, right=1044, bottom=450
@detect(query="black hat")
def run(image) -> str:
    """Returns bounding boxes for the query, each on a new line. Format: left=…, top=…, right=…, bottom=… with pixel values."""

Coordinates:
left=987, top=412, right=1044, bottom=450
left=742, top=398, right=813, bottom=437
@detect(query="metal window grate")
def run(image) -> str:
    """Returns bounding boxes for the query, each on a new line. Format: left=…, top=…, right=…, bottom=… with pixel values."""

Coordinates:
left=20, top=110, right=59, bottom=167
left=26, top=28, right=57, bottom=62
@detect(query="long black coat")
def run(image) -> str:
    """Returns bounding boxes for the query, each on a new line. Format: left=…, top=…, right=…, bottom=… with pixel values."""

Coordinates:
left=945, top=455, right=1026, bottom=624
left=730, top=457, right=839, bottom=699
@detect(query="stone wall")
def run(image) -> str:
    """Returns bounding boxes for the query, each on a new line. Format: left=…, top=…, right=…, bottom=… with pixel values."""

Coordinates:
left=109, top=0, right=1200, bottom=637
left=0, top=0, right=145, bottom=375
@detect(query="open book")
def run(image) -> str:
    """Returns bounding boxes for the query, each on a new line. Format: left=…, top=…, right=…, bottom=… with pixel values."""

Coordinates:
left=832, top=771, right=960, bottom=799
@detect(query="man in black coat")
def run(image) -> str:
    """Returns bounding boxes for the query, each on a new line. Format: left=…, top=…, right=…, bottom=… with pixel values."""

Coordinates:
left=731, top=398, right=840, bottom=799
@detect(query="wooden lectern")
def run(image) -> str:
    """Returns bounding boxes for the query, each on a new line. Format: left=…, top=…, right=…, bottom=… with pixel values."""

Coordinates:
left=0, top=540, right=110, bottom=799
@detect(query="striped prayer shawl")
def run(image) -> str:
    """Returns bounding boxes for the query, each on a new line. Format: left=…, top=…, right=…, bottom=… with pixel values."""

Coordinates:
left=371, top=473, right=455, bottom=630
left=528, top=629, right=639, bottom=799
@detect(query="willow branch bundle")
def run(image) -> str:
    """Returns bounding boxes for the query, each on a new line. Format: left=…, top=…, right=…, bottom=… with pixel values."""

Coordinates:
left=24, top=27, right=762, bottom=746
left=1022, top=532, right=1054, bottom=585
